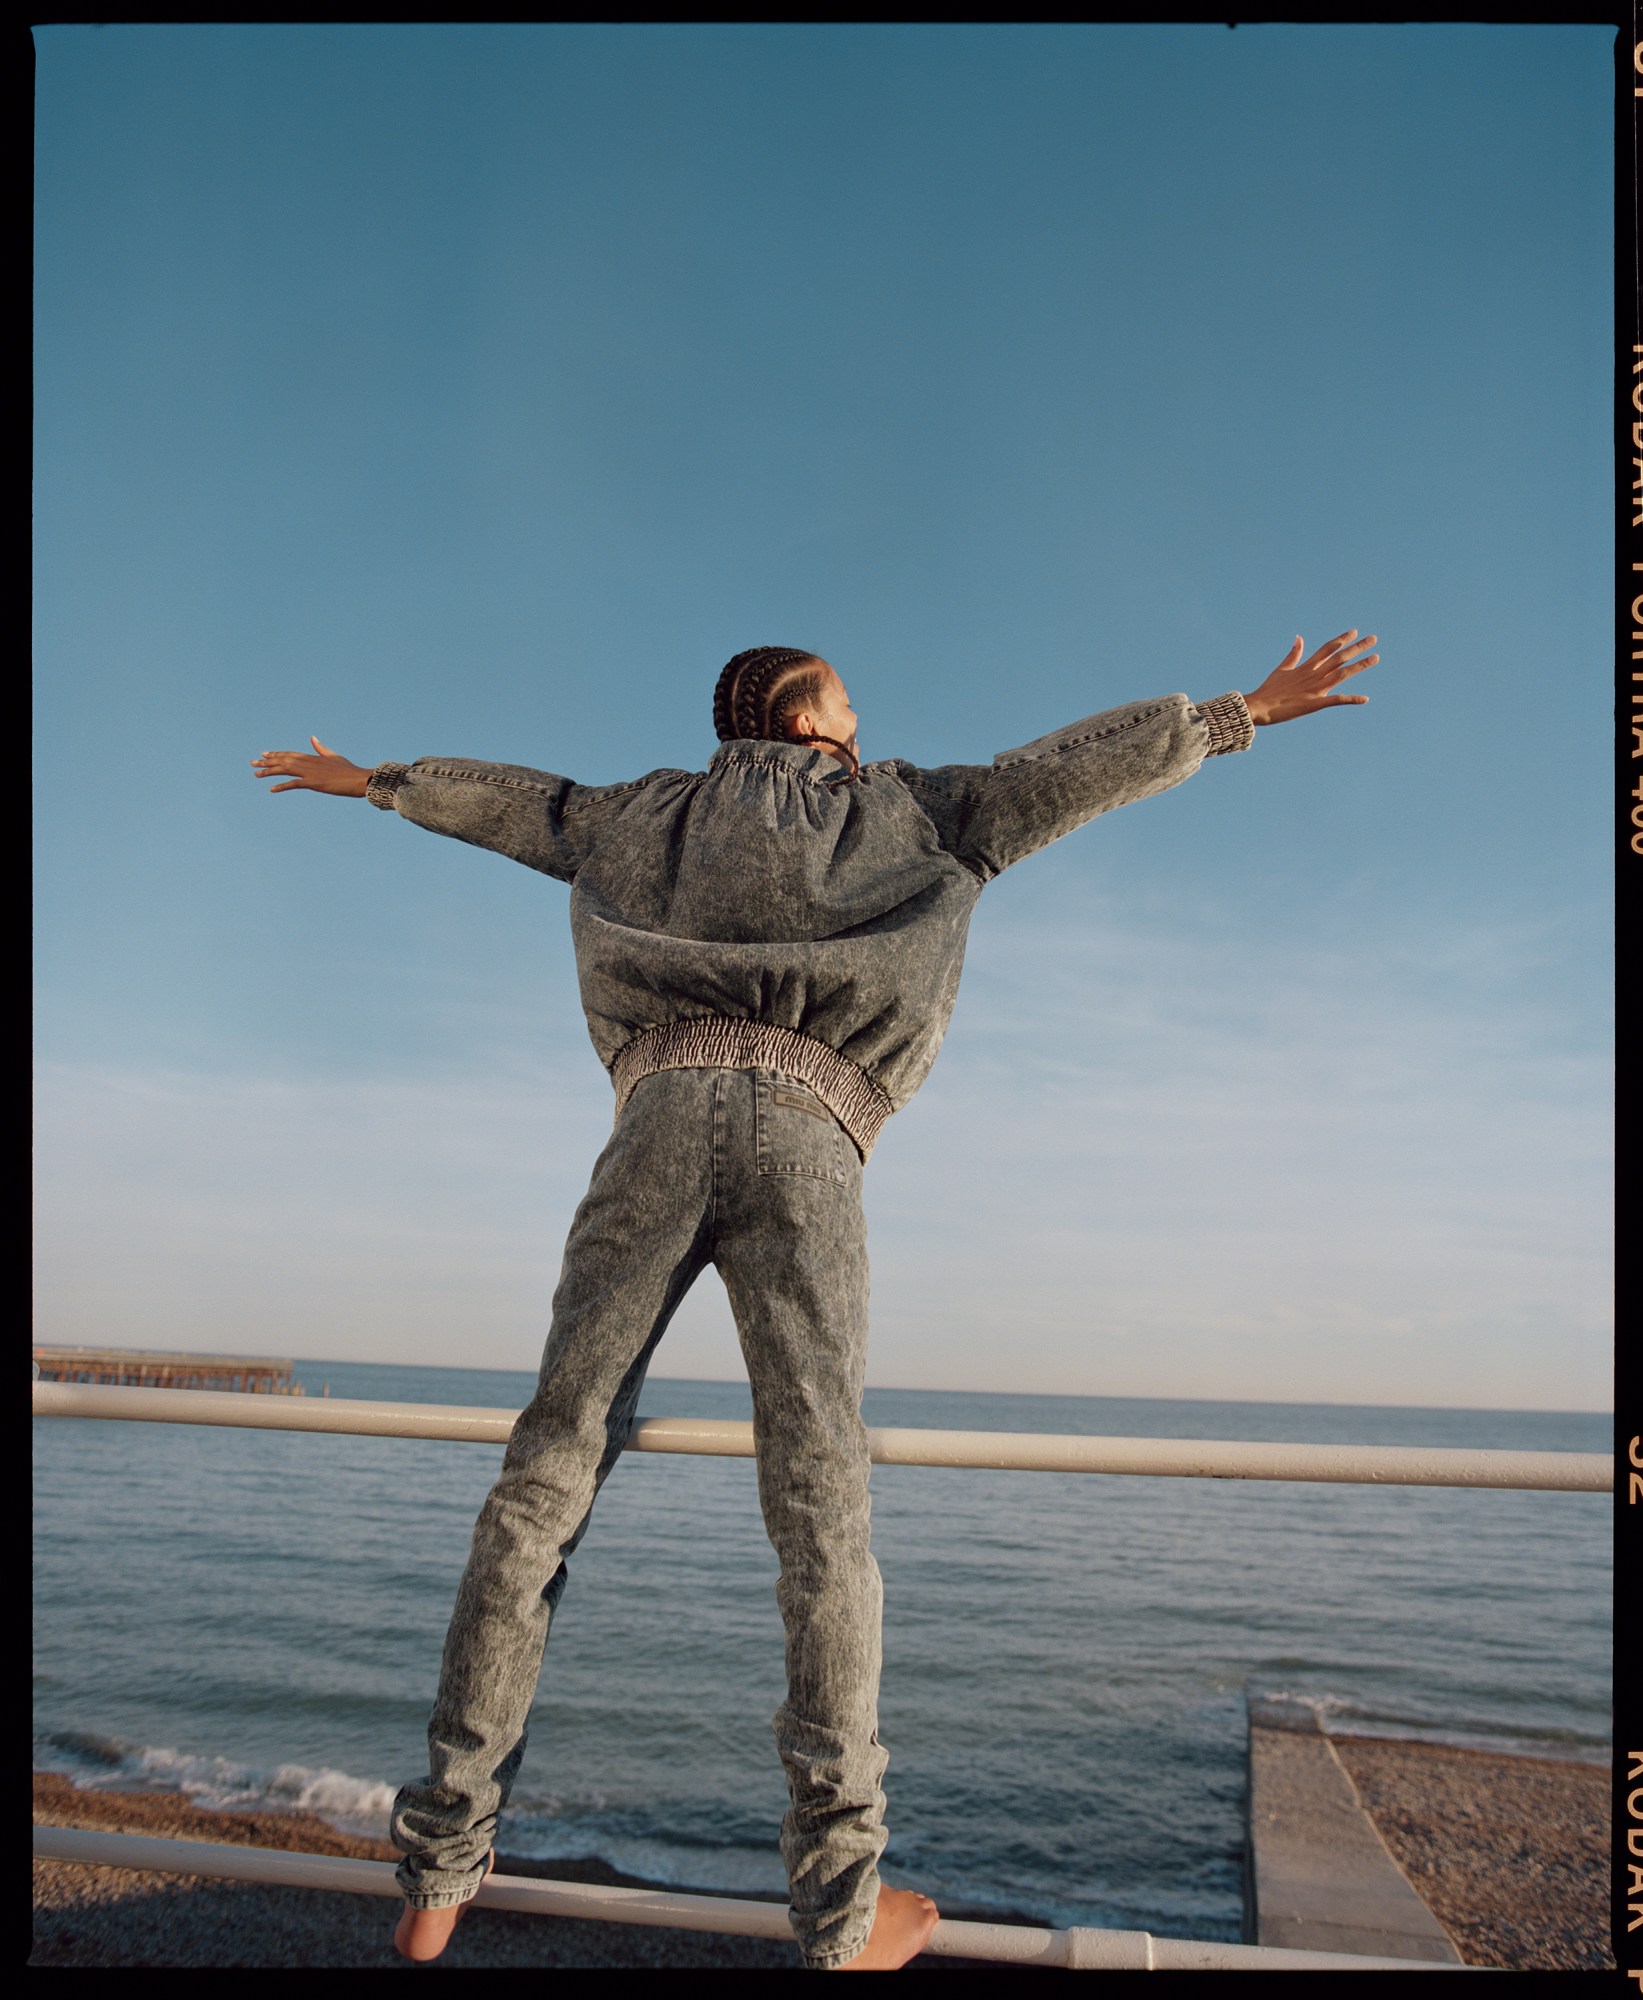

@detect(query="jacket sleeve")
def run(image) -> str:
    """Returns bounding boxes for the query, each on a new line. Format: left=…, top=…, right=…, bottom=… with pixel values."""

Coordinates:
left=363, top=757, right=649, bottom=883
left=889, top=691, right=1253, bottom=882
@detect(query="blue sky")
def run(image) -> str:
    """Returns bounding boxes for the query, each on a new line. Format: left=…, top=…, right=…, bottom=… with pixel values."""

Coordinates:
left=33, top=23, right=1613, bottom=1407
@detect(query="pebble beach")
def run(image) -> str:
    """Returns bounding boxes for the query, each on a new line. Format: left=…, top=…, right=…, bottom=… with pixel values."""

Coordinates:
left=32, top=1738, right=1615, bottom=1970
left=1328, top=1736, right=1614, bottom=1971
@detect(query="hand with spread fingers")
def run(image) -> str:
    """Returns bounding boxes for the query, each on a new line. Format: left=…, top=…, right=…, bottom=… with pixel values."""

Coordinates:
left=252, top=737, right=373, bottom=797
left=1244, top=629, right=1379, bottom=727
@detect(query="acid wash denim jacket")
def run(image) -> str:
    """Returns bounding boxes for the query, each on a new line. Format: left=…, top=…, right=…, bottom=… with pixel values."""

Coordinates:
left=366, top=690, right=1254, bottom=1160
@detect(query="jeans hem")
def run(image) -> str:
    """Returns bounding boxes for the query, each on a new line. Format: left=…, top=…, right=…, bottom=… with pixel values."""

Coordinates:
left=801, top=1943, right=873, bottom=1971
left=798, top=1915, right=876, bottom=1971
left=400, top=1884, right=481, bottom=1911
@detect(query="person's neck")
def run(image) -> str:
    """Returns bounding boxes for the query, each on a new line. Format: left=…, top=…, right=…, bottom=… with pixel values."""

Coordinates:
left=790, top=733, right=859, bottom=777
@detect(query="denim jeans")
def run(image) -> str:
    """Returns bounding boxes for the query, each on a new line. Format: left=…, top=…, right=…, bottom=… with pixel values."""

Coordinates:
left=390, top=1066, right=888, bottom=1969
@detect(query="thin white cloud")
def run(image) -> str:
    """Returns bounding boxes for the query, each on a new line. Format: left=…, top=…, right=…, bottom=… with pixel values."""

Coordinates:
left=33, top=901, right=1610, bottom=1409
left=862, top=897, right=1609, bottom=1407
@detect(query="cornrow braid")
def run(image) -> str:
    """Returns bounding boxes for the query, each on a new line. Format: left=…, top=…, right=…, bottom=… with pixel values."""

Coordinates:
left=713, top=646, right=828, bottom=745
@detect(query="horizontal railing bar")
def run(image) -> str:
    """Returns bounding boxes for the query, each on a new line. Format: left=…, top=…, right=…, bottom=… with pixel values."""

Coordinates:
left=31, top=1383, right=1609, bottom=1490
left=30, top=1827, right=1468, bottom=1969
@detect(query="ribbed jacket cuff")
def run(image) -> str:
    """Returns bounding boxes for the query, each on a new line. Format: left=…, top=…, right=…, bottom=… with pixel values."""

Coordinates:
left=1196, top=691, right=1255, bottom=756
left=365, top=762, right=411, bottom=810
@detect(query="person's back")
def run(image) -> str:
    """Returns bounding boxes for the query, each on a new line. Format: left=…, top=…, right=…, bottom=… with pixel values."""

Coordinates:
left=362, top=654, right=1258, bottom=1158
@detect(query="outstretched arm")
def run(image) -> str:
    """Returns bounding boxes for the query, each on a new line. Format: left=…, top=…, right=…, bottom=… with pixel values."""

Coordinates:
left=894, top=624, right=1381, bottom=880
left=251, top=737, right=650, bottom=882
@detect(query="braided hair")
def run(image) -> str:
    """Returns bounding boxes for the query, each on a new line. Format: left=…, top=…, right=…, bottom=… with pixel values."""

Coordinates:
left=712, top=646, right=830, bottom=746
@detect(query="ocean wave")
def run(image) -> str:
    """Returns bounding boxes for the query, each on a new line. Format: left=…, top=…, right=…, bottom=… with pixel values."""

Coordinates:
left=1247, top=1688, right=1609, bottom=1765
left=503, top=1821, right=792, bottom=1897
left=35, top=1731, right=398, bottom=1835
left=33, top=1732, right=795, bottom=1899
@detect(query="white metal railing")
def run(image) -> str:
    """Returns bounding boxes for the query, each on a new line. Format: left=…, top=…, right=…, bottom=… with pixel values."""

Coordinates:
left=31, top=1381, right=1612, bottom=1490
left=30, top=1828, right=1469, bottom=1970
left=35, top=1377, right=1586, bottom=1968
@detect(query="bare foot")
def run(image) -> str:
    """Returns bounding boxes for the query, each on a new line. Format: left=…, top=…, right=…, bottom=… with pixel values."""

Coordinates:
left=392, top=1851, right=494, bottom=1963
left=836, top=1884, right=941, bottom=1970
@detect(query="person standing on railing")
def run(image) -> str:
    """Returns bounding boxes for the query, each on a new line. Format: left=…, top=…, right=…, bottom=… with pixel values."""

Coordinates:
left=252, top=630, right=1376, bottom=1970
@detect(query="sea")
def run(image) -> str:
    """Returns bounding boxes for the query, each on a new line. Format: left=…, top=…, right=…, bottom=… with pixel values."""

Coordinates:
left=32, top=1363, right=1611, bottom=1942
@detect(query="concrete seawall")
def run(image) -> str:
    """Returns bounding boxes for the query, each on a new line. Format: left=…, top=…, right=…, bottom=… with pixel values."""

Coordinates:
left=1244, top=1696, right=1463, bottom=1963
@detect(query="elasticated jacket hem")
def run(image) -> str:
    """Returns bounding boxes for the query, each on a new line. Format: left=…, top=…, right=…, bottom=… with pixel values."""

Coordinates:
left=612, top=1017, right=894, bottom=1160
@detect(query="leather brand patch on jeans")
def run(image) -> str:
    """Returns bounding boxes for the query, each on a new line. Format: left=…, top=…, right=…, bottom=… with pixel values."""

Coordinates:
left=773, top=1084, right=829, bottom=1118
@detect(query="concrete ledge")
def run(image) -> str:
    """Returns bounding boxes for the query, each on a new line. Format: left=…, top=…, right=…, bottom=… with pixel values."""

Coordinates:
left=1245, top=1697, right=1465, bottom=1963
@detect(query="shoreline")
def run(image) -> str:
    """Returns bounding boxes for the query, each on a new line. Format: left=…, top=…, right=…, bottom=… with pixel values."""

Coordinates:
left=30, top=1771, right=1022, bottom=1969
left=33, top=1734, right=1615, bottom=1969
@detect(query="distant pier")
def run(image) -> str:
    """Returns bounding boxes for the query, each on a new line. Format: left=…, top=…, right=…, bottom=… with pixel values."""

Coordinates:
left=32, top=1347, right=305, bottom=1394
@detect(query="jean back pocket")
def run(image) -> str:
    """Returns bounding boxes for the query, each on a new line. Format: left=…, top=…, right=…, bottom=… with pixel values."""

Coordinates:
left=754, top=1071, right=849, bottom=1185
